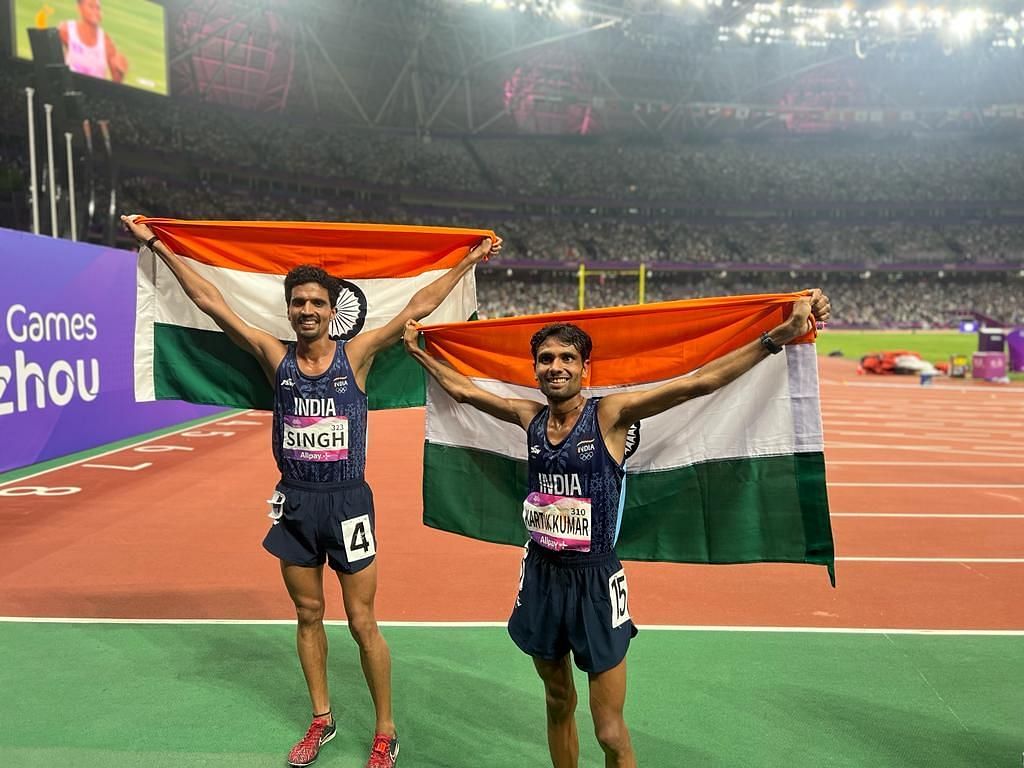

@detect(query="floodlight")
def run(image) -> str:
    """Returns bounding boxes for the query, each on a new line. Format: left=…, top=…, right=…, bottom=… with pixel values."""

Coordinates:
left=558, top=1, right=581, bottom=18
left=952, top=10, right=978, bottom=39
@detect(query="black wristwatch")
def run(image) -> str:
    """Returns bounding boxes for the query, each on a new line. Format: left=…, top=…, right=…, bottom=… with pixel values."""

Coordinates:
left=759, top=331, right=783, bottom=355
left=145, top=234, right=160, bottom=251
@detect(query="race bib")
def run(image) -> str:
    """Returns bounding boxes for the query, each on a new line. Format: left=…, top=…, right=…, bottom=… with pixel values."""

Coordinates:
left=282, top=415, right=349, bottom=461
left=522, top=492, right=592, bottom=552
left=608, top=569, right=630, bottom=628
left=341, top=514, right=376, bottom=562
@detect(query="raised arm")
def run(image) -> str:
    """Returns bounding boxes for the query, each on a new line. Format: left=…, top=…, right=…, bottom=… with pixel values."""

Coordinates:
left=600, top=290, right=828, bottom=436
left=403, top=320, right=540, bottom=430
left=346, top=236, right=500, bottom=387
left=123, top=214, right=286, bottom=383
left=105, top=33, right=127, bottom=82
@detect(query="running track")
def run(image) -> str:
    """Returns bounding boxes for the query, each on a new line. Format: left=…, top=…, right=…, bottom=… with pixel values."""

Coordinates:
left=1, top=356, right=1021, bottom=632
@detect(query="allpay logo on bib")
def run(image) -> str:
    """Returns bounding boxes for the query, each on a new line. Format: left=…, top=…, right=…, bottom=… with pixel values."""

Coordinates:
left=523, top=492, right=592, bottom=552
left=282, top=414, right=349, bottom=462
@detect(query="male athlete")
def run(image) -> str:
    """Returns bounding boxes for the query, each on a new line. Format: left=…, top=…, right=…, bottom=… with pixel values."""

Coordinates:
left=59, top=0, right=128, bottom=83
left=403, top=289, right=830, bottom=767
left=123, top=213, right=498, bottom=768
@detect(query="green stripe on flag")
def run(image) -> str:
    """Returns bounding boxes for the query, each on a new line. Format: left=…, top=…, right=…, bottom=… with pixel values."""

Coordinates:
left=623, top=451, right=833, bottom=567
left=153, top=324, right=425, bottom=410
left=423, top=443, right=528, bottom=544
left=423, top=442, right=833, bottom=573
left=154, top=324, right=272, bottom=409
left=365, top=340, right=426, bottom=410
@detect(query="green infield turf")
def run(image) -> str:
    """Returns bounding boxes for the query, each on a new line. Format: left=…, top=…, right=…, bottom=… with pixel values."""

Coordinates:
left=14, top=0, right=167, bottom=95
left=1, top=622, right=1021, bottom=767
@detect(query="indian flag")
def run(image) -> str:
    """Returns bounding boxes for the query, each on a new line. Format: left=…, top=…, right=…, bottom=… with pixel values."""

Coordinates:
left=134, top=218, right=493, bottom=410
left=419, top=293, right=835, bottom=582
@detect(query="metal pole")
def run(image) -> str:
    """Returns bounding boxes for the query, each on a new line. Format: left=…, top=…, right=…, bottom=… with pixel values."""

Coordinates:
left=64, top=132, right=77, bottom=241
left=638, top=262, right=646, bottom=305
left=25, top=88, right=40, bottom=234
left=577, top=263, right=586, bottom=311
left=44, top=103, right=57, bottom=237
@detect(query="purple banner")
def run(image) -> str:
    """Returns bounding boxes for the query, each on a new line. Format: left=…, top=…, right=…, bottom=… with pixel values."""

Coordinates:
left=0, top=228, right=225, bottom=473
left=1008, top=329, right=1024, bottom=373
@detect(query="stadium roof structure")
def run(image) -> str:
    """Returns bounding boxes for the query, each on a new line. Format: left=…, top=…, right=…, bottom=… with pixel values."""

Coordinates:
left=162, top=0, right=1024, bottom=135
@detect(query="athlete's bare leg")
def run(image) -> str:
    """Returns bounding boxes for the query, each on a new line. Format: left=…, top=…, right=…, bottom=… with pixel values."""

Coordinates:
left=339, top=562, right=396, bottom=736
left=588, top=658, right=636, bottom=768
left=281, top=561, right=332, bottom=718
left=534, top=654, right=580, bottom=768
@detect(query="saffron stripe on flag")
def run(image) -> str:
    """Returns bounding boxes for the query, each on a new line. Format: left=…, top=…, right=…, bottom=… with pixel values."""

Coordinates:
left=140, top=217, right=499, bottom=278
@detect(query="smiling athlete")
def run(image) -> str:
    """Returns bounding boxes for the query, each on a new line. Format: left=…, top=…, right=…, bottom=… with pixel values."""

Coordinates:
left=123, top=213, right=498, bottom=768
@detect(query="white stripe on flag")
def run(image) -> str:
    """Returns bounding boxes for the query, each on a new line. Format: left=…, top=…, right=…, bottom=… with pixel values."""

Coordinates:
left=134, top=246, right=159, bottom=401
left=147, top=252, right=477, bottom=337
left=426, top=344, right=823, bottom=471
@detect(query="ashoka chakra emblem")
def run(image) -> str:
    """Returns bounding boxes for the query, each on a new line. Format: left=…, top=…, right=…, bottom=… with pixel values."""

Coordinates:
left=329, top=279, right=367, bottom=341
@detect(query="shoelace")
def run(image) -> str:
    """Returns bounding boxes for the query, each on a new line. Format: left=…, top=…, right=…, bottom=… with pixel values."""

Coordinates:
left=293, top=720, right=331, bottom=757
left=366, top=734, right=395, bottom=767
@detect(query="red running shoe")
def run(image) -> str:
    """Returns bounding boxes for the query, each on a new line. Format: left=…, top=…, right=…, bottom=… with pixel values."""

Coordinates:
left=287, top=717, right=337, bottom=767
left=365, top=732, right=400, bottom=768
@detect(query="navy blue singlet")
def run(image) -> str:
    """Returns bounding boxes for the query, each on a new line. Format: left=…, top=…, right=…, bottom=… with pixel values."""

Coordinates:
left=524, top=397, right=626, bottom=560
left=272, top=342, right=367, bottom=483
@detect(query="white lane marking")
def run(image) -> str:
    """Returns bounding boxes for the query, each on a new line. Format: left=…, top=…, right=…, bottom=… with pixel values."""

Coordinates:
left=0, top=411, right=253, bottom=488
left=0, top=617, right=1021, bottom=635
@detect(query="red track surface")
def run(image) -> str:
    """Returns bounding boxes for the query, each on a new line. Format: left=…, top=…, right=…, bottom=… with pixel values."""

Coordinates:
left=1, top=357, right=1021, bottom=629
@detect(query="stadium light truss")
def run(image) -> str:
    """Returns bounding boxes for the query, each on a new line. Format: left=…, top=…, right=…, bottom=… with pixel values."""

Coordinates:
left=458, top=0, right=1024, bottom=51
left=717, top=4, right=1024, bottom=50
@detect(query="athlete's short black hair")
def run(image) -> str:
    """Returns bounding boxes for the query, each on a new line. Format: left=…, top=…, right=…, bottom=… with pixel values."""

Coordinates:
left=530, top=323, right=593, bottom=362
left=284, top=265, right=339, bottom=307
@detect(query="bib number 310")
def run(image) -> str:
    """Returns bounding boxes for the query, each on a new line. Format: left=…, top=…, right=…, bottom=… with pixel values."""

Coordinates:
left=608, top=568, right=630, bottom=628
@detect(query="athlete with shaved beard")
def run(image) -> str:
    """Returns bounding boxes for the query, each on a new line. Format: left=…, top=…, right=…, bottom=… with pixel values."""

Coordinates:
left=403, top=288, right=830, bottom=768
left=123, top=213, right=498, bottom=767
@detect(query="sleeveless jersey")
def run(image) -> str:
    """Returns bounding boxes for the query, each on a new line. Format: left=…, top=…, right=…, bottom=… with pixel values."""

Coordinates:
left=524, top=398, right=626, bottom=560
left=272, top=342, right=367, bottom=483
left=66, top=22, right=108, bottom=79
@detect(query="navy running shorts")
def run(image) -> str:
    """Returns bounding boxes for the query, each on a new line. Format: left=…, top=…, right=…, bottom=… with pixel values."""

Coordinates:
left=508, top=542, right=638, bottom=674
left=262, top=477, right=376, bottom=574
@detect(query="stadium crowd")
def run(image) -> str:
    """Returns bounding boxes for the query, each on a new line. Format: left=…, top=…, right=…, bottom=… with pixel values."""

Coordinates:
left=476, top=272, right=1024, bottom=328
left=1, top=65, right=1022, bottom=329
left=3, top=66, right=1024, bottom=207
left=114, top=175, right=1024, bottom=268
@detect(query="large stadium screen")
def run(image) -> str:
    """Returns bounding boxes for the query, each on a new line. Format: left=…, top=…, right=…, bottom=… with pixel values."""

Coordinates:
left=12, top=0, right=168, bottom=96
